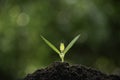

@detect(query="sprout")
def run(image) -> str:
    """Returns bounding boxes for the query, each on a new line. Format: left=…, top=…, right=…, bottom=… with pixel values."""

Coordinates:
left=60, top=43, right=65, bottom=53
left=41, top=34, right=80, bottom=62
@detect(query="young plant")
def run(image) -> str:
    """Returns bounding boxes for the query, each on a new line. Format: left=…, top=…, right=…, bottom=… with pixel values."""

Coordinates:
left=41, top=34, right=80, bottom=62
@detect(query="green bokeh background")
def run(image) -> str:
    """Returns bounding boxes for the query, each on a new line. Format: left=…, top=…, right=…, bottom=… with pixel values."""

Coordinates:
left=0, top=0, right=120, bottom=80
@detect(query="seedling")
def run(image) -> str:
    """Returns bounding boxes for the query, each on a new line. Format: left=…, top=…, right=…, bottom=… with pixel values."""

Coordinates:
left=41, top=34, right=80, bottom=62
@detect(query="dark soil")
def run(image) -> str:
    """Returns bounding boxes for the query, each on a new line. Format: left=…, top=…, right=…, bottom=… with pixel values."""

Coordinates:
left=24, top=62, right=120, bottom=80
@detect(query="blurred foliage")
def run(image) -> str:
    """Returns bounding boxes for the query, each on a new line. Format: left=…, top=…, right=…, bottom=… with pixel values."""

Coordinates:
left=0, top=0, right=120, bottom=80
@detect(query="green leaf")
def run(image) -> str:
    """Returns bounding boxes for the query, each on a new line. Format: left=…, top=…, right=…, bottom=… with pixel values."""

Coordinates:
left=63, top=34, right=80, bottom=55
left=41, top=35, right=60, bottom=54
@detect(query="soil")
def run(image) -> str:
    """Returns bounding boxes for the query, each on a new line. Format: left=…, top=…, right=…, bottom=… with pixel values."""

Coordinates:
left=24, top=62, right=120, bottom=80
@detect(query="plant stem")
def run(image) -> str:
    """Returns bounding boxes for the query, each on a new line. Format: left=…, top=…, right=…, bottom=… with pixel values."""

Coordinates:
left=60, top=53, right=64, bottom=62
left=61, top=57, right=64, bottom=62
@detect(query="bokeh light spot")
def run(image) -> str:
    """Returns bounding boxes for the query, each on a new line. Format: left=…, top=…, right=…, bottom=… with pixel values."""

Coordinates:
left=17, top=12, right=30, bottom=26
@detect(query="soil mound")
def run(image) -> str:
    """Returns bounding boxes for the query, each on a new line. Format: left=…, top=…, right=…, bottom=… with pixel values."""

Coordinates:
left=24, top=62, right=120, bottom=80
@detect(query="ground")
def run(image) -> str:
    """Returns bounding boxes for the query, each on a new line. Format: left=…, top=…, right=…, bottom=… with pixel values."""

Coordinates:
left=24, top=62, right=120, bottom=80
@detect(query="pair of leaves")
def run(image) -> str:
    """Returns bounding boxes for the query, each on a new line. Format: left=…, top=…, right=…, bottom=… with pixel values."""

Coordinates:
left=41, top=34, right=80, bottom=56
